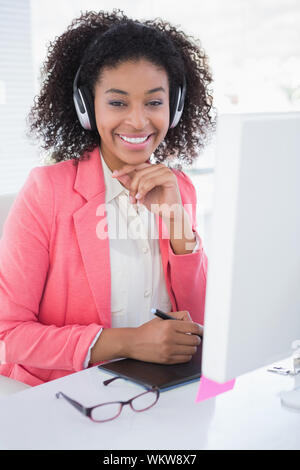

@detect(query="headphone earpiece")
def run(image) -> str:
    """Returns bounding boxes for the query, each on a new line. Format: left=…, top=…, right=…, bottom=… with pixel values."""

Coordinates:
left=73, top=65, right=97, bottom=131
left=73, top=64, right=186, bottom=131
left=169, top=76, right=186, bottom=129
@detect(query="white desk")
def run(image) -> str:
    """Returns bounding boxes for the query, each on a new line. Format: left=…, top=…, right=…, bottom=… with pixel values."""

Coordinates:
left=0, top=360, right=299, bottom=450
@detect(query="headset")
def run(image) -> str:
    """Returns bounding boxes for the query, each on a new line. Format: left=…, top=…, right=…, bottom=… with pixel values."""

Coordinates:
left=73, top=25, right=186, bottom=132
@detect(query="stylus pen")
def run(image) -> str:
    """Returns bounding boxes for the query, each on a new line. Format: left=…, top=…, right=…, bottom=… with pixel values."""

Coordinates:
left=151, top=308, right=203, bottom=337
left=151, top=308, right=177, bottom=321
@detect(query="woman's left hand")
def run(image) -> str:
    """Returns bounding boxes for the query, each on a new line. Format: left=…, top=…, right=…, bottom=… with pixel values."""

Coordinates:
left=112, top=162, right=184, bottom=220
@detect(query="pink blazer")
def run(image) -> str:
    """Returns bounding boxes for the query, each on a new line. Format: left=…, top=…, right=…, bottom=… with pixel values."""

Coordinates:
left=0, top=147, right=207, bottom=386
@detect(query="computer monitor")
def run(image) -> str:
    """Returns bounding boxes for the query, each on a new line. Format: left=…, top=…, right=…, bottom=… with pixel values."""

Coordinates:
left=202, top=112, right=300, bottom=384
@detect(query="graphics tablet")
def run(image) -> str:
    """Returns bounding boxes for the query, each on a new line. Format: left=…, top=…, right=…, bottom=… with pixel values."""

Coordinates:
left=98, top=343, right=202, bottom=391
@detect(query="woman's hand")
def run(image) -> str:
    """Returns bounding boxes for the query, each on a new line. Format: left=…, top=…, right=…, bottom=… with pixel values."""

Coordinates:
left=127, top=310, right=202, bottom=364
left=112, top=162, right=184, bottom=220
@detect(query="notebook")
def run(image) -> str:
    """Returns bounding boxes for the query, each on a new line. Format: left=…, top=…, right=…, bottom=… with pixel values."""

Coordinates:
left=98, top=343, right=202, bottom=391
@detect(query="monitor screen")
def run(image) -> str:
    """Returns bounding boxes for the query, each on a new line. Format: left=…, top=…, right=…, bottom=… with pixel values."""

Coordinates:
left=202, top=112, right=300, bottom=383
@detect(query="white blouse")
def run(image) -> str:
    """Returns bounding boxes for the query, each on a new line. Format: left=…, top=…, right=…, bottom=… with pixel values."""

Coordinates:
left=83, top=150, right=200, bottom=367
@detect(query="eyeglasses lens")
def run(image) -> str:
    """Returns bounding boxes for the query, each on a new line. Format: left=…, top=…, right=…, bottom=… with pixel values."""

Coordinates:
left=131, top=390, right=158, bottom=411
left=91, top=402, right=122, bottom=422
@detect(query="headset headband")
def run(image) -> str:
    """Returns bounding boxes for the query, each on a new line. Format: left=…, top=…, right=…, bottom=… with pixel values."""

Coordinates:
left=73, top=24, right=186, bottom=131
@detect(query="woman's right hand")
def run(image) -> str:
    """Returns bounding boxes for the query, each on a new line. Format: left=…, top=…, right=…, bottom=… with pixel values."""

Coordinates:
left=127, top=310, right=202, bottom=364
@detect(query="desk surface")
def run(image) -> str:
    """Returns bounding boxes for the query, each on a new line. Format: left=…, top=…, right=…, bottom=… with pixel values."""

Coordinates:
left=0, top=359, right=299, bottom=450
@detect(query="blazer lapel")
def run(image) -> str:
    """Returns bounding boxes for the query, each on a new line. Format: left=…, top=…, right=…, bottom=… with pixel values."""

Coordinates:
left=73, top=147, right=112, bottom=328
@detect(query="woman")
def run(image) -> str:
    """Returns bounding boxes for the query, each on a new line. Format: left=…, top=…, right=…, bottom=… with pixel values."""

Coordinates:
left=0, top=10, right=216, bottom=386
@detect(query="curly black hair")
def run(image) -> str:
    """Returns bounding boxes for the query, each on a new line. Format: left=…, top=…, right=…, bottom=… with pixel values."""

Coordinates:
left=26, top=9, right=216, bottom=168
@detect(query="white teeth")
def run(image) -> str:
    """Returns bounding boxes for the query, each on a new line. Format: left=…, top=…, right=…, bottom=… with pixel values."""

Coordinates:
left=119, top=135, right=148, bottom=144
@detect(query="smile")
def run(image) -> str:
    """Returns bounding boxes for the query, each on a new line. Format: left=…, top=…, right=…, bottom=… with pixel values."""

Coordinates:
left=119, top=135, right=149, bottom=143
left=116, top=134, right=154, bottom=149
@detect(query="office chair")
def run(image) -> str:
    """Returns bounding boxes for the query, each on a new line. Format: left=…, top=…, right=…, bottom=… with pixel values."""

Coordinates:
left=0, top=193, right=17, bottom=238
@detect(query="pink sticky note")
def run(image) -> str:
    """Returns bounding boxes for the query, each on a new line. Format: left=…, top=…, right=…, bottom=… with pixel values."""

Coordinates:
left=196, top=374, right=235, bottom=402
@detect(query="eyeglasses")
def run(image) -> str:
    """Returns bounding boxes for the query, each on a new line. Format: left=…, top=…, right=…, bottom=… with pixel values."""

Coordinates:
left=55, top=376, right=160, bottom=423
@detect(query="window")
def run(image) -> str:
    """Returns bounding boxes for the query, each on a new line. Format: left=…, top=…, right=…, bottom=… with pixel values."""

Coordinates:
left=0, top=0, right=36, bottom=194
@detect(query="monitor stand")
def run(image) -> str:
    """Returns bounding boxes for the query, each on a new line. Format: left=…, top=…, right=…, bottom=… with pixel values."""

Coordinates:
left=280, top=341, right=300, bottom=412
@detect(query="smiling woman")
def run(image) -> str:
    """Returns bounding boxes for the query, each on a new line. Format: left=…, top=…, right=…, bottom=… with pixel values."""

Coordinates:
left=0, top=9, right=213, bottom=387
left=26, top=9, right=216, bottom=167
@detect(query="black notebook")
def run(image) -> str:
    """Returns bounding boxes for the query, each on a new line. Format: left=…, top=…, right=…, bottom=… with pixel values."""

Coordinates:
left=98, top=344, right=202, bottom=391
